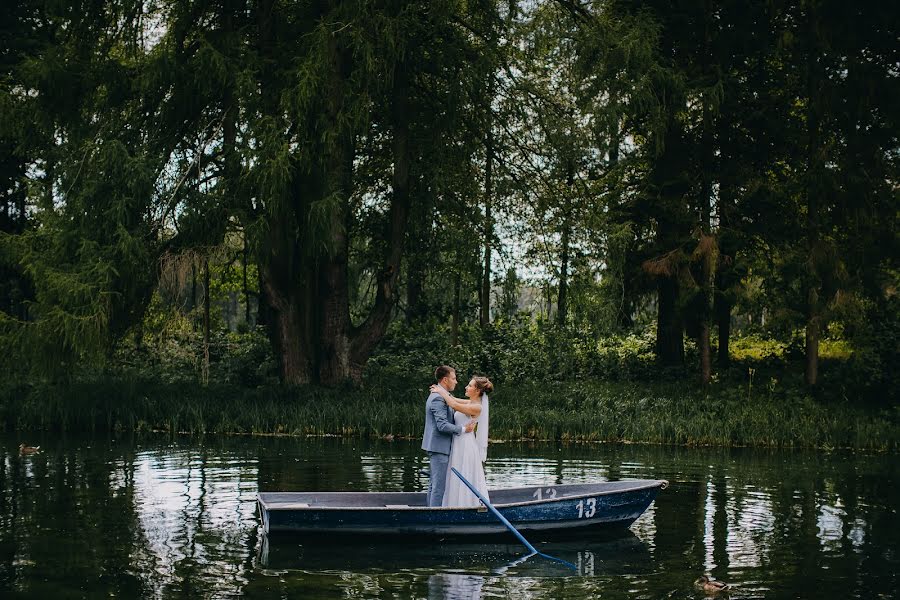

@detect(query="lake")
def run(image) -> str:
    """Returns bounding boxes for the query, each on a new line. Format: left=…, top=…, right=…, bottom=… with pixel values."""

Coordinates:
left=0, top=433, right=896, bottom=598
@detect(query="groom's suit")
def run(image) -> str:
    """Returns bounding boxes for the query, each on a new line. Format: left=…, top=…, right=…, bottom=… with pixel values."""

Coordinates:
left=422, top=386, right=462, bottom=507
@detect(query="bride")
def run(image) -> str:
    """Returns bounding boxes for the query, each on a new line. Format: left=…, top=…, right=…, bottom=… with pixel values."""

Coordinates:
left=429, top=376, right=493, bottom=507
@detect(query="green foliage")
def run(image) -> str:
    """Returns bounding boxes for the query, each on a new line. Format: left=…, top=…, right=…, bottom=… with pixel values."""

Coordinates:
left=0, top=0, right=896, bottom=395
left=370, top=319, right=897, bottom=405
left=1, top=301, right=895, bottom=449
left=113, top=289, right=277, bottom=387
left=113, top=326, right=278, bottom=388
left=496, top=268, right=522, bottom=319
left=372, top=320, right=671, bottom=385
left=819, top=296, right=900, bottom=404
left=729, top=335, right=788, bottom=364
left=1, top=376, right=896, bottom=451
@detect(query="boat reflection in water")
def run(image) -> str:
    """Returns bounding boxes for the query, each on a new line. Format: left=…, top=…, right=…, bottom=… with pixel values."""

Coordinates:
left=256, top=529, right=652, bottom=579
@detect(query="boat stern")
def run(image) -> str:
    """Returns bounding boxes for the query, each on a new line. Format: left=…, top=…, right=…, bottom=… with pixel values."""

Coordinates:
left=258, top=497, right=271, bottom=535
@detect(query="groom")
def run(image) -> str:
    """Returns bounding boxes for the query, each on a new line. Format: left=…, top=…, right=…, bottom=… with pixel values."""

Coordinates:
left=422, top=365, right=475, bottom=507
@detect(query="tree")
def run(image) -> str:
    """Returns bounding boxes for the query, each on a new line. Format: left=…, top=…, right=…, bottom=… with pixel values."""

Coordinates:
left=0, top=0, right=502, bottom=385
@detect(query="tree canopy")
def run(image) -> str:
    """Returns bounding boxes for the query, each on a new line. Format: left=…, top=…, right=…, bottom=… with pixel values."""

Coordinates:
left=1, top=0, right=897, bottom=389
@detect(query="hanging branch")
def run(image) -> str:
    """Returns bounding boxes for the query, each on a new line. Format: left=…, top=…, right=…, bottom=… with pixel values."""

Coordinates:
left=157, top=117, right=225, bottom=233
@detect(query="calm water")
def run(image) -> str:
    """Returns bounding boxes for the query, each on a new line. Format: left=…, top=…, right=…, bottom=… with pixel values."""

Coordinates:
left=0, top=433, right=896, bottom=599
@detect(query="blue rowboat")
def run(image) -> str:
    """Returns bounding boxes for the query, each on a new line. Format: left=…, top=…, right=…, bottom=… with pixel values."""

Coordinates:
left=257, top=479, right=667, bottom=537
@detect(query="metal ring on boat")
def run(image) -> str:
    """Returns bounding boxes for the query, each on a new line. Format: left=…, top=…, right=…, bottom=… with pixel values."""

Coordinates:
left=660, top=480, right=669, bottom=489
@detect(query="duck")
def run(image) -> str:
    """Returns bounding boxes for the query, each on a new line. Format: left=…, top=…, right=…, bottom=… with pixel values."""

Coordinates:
left=18, top=443, right=41, bottom=456
left=694, top=575, right=730, bottom=593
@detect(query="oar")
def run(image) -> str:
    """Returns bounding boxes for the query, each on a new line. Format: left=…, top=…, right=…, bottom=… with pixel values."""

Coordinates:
left=450, top=467, right=577, bottom=571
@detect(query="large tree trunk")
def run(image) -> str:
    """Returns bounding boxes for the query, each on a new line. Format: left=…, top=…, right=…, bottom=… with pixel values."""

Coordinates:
left=557, top=165, right=573, bottom=326
left=242, top=235, right=250, bottom=324
left=714, top=189, right=734, bottom=369
left=405, top=174, right=431, bottom=324
left=405, top=246, right=426, bottom=324
left=557, top=213, right=570, bottom=326
left=317, top=28, right=358, bottom=385
left=656, top=274, right=684, bottom=365
left=804, top=4, right=824, bottom=387
left=451, top=272, right=461, bottom=346
left=805, top=289, right=820, bottom=386
left=252, top=2, right=412, bottom=385
left=698, top=277, right=712, bottom=384
left=253, top=0, right=311, bottom=385
left=696, top=8, right=716, bottom=386
left=715, top=292, right=731, bottom=367
left=714, top=85, right=740, bottom=369
left=480, top=122, right=493, bottom=328
left=258, top=204, right=314, bottom=384
left=652, top=146, right=687, bottom=365
left=202, top=257, right=211, bottom=385
left=647, top=30, right=689, bottom=367
left=274, top=304, right=308, bottom=384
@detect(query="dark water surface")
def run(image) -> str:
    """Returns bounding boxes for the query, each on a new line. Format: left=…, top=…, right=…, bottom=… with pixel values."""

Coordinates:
left=0, top=433, right=896, bottom=599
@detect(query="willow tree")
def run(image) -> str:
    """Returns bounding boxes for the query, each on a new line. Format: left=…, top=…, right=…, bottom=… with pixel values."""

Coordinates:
left=0, top=1, right=34, bottom=330
left=0, top=0, right=173, bottom=374
left=238, top=0, right=497, bottom=383
left=0, top=0, right=497, bottom=384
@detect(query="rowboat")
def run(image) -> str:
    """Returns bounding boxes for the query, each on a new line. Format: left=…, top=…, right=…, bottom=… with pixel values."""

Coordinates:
left=257, top=479, right=667, bottom=537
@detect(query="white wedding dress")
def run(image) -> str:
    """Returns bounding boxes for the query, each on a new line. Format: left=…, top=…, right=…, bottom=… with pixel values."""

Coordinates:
left=442, top=404, right=490, bottom=507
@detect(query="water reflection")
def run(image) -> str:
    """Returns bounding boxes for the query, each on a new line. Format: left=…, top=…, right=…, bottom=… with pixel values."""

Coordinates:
left=257, top=533, right=648, bottom=578
left=130, top=449, right=259, bottom=596
left=0, top=435, right=896, bottom=599
left=428, top=573, right=484, bottom=599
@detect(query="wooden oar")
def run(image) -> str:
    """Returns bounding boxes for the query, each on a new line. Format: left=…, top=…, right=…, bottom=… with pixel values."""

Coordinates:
left=450, top=467, right=578, bottom=571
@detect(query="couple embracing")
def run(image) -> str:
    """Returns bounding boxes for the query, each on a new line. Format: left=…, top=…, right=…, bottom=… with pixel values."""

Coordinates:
left=421, top=365, right=493, bottom=507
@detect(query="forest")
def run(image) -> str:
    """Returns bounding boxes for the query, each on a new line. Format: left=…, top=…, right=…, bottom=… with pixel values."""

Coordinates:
left=1, top=1, right=897, bottom=448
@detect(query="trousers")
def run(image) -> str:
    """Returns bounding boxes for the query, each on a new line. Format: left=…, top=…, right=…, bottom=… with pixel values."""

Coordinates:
left=428, top=452, right=450, bottom=507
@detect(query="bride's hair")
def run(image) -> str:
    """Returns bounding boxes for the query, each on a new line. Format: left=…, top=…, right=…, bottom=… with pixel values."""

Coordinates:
left=472, top=376, right=493, bottom=395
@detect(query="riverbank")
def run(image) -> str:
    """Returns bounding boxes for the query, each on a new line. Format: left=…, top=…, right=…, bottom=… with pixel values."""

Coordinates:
left=1, top=378, right=896, bottom=451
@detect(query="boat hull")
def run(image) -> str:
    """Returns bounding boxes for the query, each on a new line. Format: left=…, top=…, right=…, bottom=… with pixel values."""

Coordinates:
left=258, top=479, right=666, bottom=537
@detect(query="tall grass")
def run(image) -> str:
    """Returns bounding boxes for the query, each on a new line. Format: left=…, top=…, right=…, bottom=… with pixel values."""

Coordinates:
left=1, top=377, right=896, bottom=451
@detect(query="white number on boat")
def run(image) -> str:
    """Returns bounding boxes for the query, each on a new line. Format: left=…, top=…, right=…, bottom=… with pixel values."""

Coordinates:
left=576, top=498, right=597, bottom=518
left=577, top=551, right=595, bottom=576
left=532, top=487, right=557, bottom=501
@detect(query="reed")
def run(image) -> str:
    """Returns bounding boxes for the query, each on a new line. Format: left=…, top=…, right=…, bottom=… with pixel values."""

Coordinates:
left=1, top=377, right=896, bottom=451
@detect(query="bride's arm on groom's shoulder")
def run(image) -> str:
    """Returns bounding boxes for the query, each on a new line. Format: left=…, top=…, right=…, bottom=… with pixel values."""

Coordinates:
left=448, top=396, right=481, bottom=418
left=429, top=385, right=465, bottom=405
left=430, top=386, right=481, bottom=418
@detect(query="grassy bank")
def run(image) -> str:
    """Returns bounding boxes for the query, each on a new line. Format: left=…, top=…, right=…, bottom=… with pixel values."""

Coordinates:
left=1, top=377, right=897, bottom=451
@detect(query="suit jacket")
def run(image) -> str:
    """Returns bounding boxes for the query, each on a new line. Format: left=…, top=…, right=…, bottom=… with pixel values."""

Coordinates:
left=421, top=390, right=462, bottom=454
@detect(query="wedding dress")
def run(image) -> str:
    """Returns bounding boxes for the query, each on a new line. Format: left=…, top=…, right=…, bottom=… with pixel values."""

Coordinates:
left=442, top=395, right=489, bottom=507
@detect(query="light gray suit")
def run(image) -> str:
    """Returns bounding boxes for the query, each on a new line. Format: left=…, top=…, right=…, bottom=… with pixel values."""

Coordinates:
left=421, top=389, right=462, bottom=506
